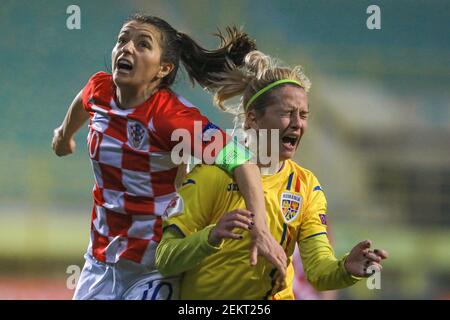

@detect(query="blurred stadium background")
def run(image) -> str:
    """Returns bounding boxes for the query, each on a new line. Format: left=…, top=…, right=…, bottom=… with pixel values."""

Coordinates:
left=1, top=0, right=449, bottom=299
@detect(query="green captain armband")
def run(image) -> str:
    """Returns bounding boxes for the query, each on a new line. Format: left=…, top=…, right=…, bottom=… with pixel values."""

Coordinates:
left=215, top=138, right=253, bottom=175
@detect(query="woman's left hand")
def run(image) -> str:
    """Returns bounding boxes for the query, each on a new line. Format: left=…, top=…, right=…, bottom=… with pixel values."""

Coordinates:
left=344, top=240, right=389, bottom=277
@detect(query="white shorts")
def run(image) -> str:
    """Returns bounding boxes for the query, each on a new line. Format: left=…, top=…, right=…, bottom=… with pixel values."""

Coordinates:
left=73, top=253, right=180, bottom=300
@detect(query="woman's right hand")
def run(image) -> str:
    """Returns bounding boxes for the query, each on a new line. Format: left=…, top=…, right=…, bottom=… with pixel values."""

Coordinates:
left=250, top=230, right=287, bottom=288
left=208, top=209, right=254, bottom=247
left=52, top=126, right=76, bottom=156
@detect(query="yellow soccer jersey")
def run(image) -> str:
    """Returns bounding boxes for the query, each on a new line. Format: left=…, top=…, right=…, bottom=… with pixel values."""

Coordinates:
left=162, top=160, right=329, bottom=300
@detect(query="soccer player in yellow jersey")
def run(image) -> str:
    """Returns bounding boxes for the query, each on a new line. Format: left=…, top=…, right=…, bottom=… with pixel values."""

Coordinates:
left=155, top=51, right=389, bottom=299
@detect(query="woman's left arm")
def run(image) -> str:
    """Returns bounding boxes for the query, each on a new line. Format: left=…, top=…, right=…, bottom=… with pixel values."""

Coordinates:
left=299, top=234, right=360, bottom=291
left=233, top=163, right=287, bottom=279
left=299, top=234, right=388, bottom=291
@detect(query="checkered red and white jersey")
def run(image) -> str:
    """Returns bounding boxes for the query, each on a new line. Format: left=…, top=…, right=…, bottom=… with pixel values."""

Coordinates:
left=81, top=72, right=228, bottom=266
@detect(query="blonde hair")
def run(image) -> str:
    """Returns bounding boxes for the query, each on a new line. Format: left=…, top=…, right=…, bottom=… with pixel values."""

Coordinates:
left=211, top=50, right=310, bottom=112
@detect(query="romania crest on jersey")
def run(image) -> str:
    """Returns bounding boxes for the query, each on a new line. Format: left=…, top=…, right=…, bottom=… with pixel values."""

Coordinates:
left=280, top=192, right=302, bottom=224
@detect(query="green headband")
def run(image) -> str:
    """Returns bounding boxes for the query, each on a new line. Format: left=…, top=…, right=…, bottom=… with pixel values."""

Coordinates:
left=244, top=79, right=303, bottom=110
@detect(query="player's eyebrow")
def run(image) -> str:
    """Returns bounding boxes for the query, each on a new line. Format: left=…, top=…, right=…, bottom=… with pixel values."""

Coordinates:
left=281, top=104, right=295, bottom=110
left=283, top=105, right=304, bottom=111
left=138, top=34, right=154, bottom=42
left=282, top=105, right=309, bottom=115
left=117, top=30, right=156, bottom=45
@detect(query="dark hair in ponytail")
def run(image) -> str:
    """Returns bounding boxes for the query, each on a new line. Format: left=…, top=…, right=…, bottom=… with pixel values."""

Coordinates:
left=126, top=14, right=257, bottom=89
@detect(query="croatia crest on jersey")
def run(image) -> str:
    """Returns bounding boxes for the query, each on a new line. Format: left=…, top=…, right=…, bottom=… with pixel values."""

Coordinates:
left=127, top=121, right=147, bottom=150
left=280, top=192, right=302, bottom=224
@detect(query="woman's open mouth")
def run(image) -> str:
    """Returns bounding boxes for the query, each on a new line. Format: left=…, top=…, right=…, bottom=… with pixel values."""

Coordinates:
left=281, top=135, right=299, bottom=151
left=116, top=58, right=134, bottom=74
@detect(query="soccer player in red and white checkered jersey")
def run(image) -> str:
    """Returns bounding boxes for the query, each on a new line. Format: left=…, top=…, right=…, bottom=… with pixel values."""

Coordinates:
left=51, top=14, right=287, bottom=300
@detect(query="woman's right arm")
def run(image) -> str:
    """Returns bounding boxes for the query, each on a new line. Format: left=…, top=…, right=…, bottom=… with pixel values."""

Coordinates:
left=156, top=225, right=220, bottom=277
left=157, top=209, right=253, bottom=277
left=52, top=90, right=89, bottom=156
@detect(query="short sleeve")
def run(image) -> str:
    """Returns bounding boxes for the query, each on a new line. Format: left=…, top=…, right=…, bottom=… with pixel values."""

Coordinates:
left=81, top=72, right=112, bottom=112
left=154, top=94, right=229, bottom=164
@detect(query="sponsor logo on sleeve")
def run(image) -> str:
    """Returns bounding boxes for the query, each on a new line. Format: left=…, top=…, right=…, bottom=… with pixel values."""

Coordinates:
left=181, top=179, right=196, bottom=187
left=319, top=213, right=327, bottom=225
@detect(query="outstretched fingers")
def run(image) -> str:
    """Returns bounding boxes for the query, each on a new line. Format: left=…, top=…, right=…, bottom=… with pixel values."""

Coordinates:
left=357, top=239, right=372, bottom=250
left=248, top=233, right=287, bottom=280
left=374, top=248, right=389, bottom=259
left=250, top=244, right=258, bottom=266
left=346, top=239, right=389, bottom=277
left=224, top=209, right=254, bottom=230
left=264, top=241, right=287, bottom=280
left=216, top=209, right=254, bottom=241
left=363, top=249, right=382, bottom=263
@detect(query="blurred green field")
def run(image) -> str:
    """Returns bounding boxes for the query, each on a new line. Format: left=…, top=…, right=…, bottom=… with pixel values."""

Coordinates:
left=0, top=210, right=89, bottom=261
left=0, top=207, right=449, bottom=299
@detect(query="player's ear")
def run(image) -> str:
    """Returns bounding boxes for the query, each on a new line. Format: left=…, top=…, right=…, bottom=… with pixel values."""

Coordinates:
left=158, top=62, right=174, bottom=79
left=245, top=110, right=259, bottom=130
